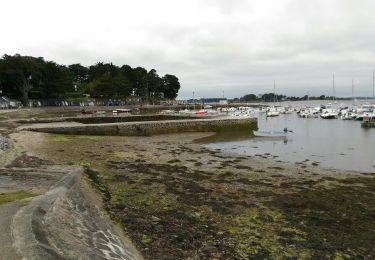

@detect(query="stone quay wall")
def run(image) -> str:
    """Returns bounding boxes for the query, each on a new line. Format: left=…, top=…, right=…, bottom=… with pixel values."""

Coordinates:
left=17, top=114, right=198, bottom=124
left=27, top=118, right=257, bottom=136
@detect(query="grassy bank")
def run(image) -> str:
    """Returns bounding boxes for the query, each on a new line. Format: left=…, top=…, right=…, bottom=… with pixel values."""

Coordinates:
left=0, top=190, right=37, bottom=205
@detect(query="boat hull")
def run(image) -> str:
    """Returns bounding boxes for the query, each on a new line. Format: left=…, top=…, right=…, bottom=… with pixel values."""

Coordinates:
left=253, top=130, right=287, bottom=137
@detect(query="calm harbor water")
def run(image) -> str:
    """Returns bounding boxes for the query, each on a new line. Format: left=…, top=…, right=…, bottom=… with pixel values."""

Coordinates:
left=206, top=107, right=375, bottom=173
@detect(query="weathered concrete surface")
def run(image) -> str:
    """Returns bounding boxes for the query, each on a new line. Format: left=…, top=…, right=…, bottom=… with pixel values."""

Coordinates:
left=9, top=167, right=142, bottom=260
left=24, top=117, right=257, bottom=136
left=0, top=164, right=143, bottom=260
left=0, top=201, right=25, bottom=260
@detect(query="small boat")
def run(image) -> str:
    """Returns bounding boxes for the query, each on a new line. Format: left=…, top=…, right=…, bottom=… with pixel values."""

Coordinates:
left=253, top=128, right=289, bottom=137
left=320, top=109, right=338, bottom=119
left=195, top=110, right=208, bottom=115
left=113, top=108, right=132, bottom=114
left=266, top=109, right=280, bottom=117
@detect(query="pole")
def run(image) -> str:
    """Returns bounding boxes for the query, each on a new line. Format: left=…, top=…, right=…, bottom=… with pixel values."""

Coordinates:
left=373, top=69, right=374, bottom=101
left=193, top=91, right=195, bottom=111
left=352, top=79, right=354, bottom=105
left=273, top=80, right=276, bottom=103
left=333, top=73, right=335, bottom=102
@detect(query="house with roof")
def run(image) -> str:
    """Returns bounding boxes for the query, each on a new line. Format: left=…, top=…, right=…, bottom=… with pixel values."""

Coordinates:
left=0, top=97, right=22, bottom=109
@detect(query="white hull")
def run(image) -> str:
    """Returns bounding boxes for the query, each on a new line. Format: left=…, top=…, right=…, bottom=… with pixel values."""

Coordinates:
left=253, top=130, right=287, bottom=137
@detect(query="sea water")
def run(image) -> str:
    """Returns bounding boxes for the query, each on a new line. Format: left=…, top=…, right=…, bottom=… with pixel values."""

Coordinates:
left=206, top=104, right=375, bottom=173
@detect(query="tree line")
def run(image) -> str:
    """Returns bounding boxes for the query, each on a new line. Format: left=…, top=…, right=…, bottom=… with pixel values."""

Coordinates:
left=0, top=54, right=181, bottom=105
left=237, top=93, right=335, bottom=102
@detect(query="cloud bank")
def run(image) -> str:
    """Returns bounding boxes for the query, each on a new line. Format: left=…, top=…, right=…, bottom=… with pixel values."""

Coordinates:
left=1, top=0, right=375, bottom=98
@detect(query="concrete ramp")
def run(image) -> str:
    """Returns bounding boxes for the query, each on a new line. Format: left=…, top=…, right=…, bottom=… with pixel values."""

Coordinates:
left=11, top=167, right=143, bottom=260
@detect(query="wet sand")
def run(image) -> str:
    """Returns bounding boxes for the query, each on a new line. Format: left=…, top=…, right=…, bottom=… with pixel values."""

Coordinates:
left=14, top=130, right=375, bottom=259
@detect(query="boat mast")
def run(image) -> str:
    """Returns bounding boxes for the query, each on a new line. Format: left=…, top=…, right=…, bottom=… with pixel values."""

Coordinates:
left=373, top=69, right=374, bottom=101
left=333, top=73, right=335, bottom=102
left=273, top=80, right=276, bottom=104
left=352, top=79, right=354, bottom=105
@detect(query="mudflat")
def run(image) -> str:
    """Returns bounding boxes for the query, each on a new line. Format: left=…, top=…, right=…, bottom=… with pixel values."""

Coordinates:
left=15, top=129, right=375, bottom=259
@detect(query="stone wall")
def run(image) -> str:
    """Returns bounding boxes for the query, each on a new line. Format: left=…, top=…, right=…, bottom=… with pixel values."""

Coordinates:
left=17, top=114, right=199, bottom=124
left=28, top=118, right=257, bottom=136
left=67, top=114, right=197, bottom=124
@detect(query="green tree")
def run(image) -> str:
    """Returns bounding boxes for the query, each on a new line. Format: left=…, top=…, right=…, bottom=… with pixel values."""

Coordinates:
left=162, top=74, right=180, bottom=99
left=88, top=62, right=120, bottom=81
left=68, top=63, right=89, bottom=84
left=132, top=67, right=147, bottom=96
left=41, top=62, right=74, bottom=99
left=88, top=75, right=132, bottom=98
left=0, top=54, right=44, bottom=105
left=145, top=69, right=162, bottom=98
left=241, top=94, right=257, bottom=101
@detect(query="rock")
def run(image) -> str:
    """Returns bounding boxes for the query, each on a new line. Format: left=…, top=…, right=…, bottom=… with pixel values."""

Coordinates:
left=202, top=245, right=217, bottom=254
left=254, top=230, right=262, bottom=239
left=193, top=212, right=201, bottom=218
left=151, top=216, right=161, bottom=222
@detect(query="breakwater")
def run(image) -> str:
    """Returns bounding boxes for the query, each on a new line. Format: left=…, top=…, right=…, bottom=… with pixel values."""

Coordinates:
left=17, top=114, right=199, bottom=124
left=26, top=118, right=257, bottom=136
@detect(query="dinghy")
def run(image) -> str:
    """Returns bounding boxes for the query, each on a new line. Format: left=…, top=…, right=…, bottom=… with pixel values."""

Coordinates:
left=253, top=128, right=288, bottom=137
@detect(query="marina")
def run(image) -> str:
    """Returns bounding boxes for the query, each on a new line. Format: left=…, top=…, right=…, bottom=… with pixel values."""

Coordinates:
left=205, top=101, right=375, bottom=173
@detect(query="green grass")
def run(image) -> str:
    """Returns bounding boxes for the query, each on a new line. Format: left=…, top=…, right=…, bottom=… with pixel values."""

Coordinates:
left=0, top=190, right=38, bottom=205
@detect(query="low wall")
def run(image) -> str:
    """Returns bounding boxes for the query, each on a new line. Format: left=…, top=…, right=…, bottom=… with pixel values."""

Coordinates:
left=27, top=118, right=257, bottom=136
left=67, top=114, right=198, bottom=124
left=17, top=114, right=201, bottom=124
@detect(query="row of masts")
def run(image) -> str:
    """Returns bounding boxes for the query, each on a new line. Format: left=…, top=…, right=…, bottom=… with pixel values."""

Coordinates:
left=334, top=72, right=374, bottom=103
left=272, top=71, right=374, bottom=104
left=329, top=71, right=374, bottom=102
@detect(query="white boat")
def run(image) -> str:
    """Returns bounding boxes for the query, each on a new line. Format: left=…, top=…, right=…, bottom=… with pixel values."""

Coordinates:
left=341, top=110, right=356, bottom=120
left=253, top=130, right=287, bottom=137
left=266, top=107, right=280, bottom=117
left=113, top=108, right=132, bottom=114
left=320, top=109, right=338, bottom=119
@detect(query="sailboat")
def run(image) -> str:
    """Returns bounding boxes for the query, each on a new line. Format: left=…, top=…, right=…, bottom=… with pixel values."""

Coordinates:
left=321, top=74, right=338, bottom=119
left=253, top=80, right=288, bottom=137
left=266, top=80, right=280, bottom=117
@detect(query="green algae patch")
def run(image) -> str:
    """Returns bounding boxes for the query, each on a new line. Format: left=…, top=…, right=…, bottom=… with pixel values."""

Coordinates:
left=48, top=134, right=104, bottom=142
left=84, top=168, right=111, bottom=207
left=224, top=205, right=311, bottom=259
left=0, top=190, right=38, bottom=205
left=109, top=182, right=177, bottom=211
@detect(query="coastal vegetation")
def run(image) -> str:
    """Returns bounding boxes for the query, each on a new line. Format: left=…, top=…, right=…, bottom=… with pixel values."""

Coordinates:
left=0, top=190, right=37, bottom=205
left=237, top=93, right=343, bottom=102
left=0, top=54, right=180, bottom=105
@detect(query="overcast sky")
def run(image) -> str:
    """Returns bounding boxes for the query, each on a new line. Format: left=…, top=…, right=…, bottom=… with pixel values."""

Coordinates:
left=1, top=0, right=375, bottom=98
